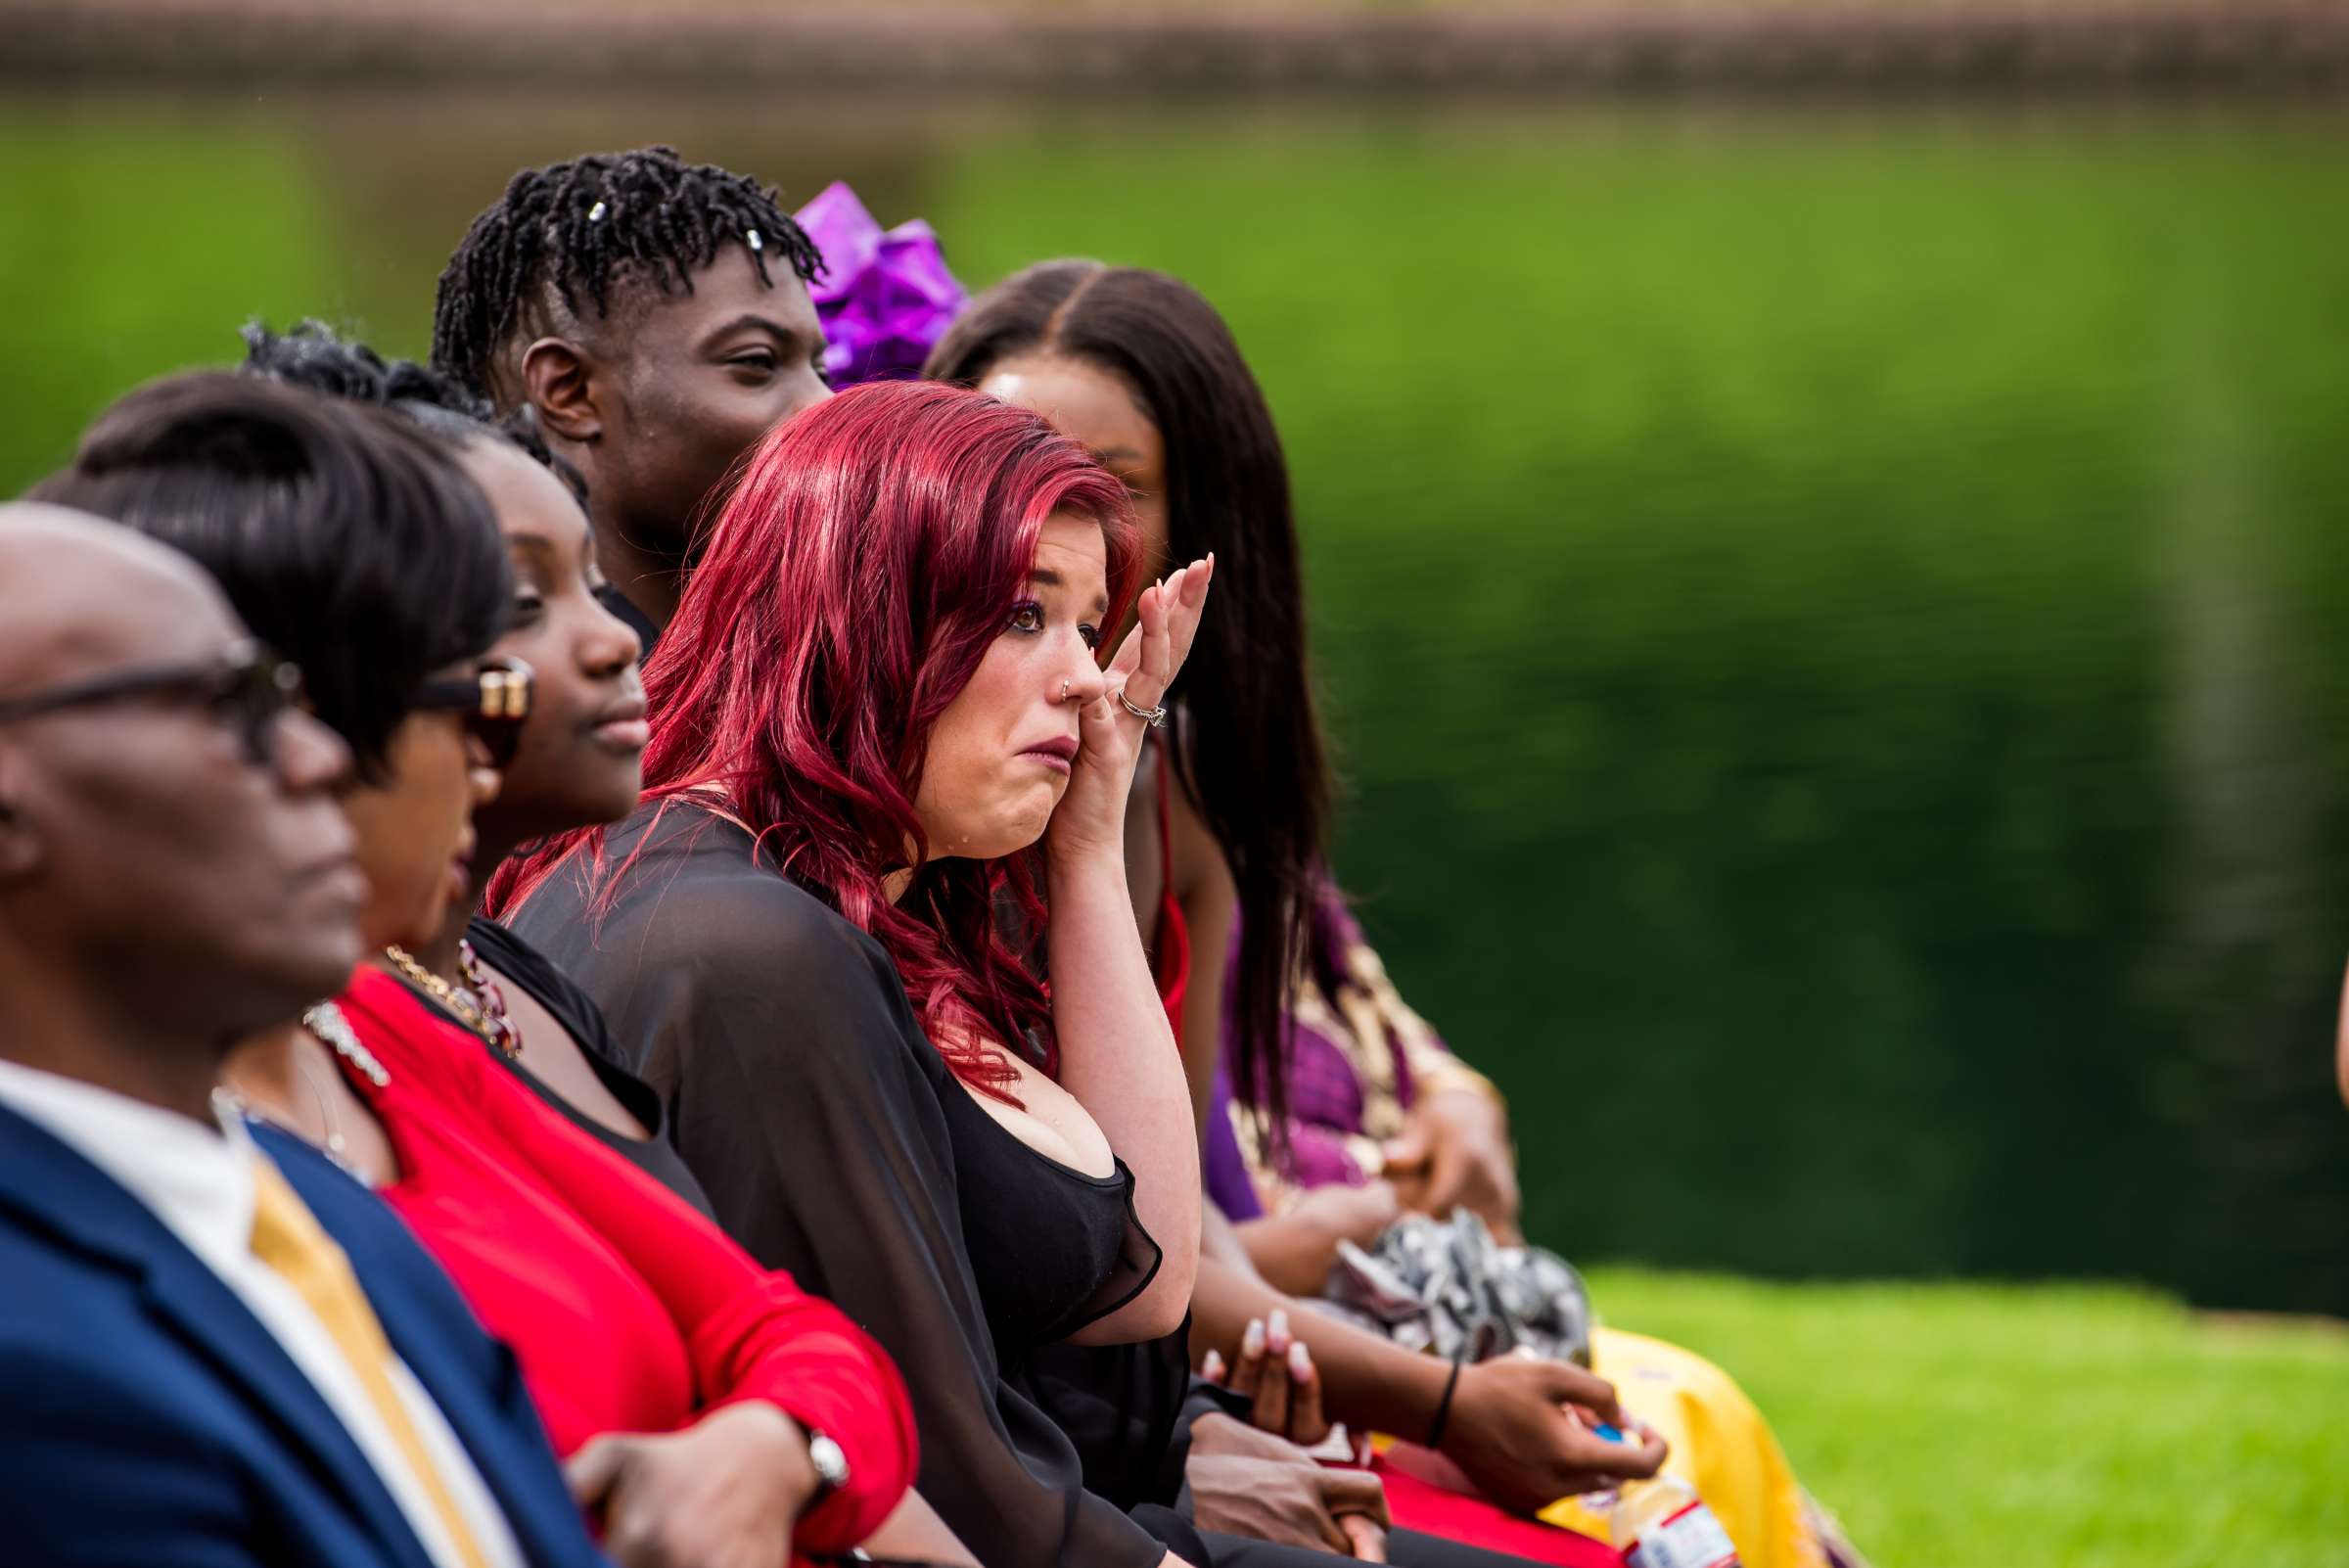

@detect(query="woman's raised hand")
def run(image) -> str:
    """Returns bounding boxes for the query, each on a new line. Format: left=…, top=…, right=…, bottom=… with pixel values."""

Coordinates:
left=1200, top=1308, right=1334, bottom=1447
left=1047, top=556, right=1214, bottom=862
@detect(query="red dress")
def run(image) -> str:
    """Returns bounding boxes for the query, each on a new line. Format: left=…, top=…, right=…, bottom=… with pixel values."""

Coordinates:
left=331, top=965, right=917, bottom=1559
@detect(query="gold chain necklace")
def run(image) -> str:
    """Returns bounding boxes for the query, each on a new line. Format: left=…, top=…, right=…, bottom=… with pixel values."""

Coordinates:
left=383, top=941, right=521, bottom=1058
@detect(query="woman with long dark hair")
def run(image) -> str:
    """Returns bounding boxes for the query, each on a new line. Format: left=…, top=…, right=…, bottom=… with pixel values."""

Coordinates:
left=927, top=262, right=1322, bottom=1133
left=930, top=264, right=1852, bottom=1568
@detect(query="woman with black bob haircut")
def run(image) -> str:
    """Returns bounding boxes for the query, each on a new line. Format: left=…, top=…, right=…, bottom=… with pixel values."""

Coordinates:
left=34, top=371, right=513, bottom=788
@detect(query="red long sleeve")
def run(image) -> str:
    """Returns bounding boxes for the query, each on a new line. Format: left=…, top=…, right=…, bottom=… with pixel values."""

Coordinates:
left=341, top=968, right=917, bottom=1554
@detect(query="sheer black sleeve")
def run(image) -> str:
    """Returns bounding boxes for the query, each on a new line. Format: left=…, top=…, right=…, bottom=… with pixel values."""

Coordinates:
left=508, top=811, right=1169, bottom=1568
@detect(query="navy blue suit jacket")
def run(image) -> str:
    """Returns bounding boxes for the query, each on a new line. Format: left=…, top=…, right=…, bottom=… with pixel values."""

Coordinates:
left=0, top=1101, right=613, bottom=1568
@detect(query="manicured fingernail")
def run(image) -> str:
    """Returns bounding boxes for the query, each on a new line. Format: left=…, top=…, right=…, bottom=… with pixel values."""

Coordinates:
left=1269, top=1308, right=1290, bottom=1342
left=1242, top=1319, right=1266, bottom=1356
left=1288, top=1341, right=1313, bottom=1380
left=1202, top=1350, right=1225, bottom=1380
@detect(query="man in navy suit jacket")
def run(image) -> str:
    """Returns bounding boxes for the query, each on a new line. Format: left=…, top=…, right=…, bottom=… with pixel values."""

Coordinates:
left=0, top=503, right=612, bottom=1568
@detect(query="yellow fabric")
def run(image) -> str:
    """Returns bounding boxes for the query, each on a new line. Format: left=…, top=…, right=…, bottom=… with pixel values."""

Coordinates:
left=248, top=1159, right=491, bottom=1568
left=1540, top=1327, right=1824, bottom=1568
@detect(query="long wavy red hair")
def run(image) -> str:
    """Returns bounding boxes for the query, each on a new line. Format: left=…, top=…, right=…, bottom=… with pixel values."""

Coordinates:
left=490, top=380, right=1138, bottom=1096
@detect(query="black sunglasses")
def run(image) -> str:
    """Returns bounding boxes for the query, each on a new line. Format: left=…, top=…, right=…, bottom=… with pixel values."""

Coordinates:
left=0, top=638, right=306, bottom=768
left=411, top=657, right=534, bottom=769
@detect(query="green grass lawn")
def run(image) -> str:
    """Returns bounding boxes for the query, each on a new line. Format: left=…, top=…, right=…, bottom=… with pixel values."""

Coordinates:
left=1580, top=1268, right=2349, bottom=1567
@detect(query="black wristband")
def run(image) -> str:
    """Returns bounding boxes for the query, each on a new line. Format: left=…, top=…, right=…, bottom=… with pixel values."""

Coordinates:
left=1425, top=1341, right=1470, bottom=1452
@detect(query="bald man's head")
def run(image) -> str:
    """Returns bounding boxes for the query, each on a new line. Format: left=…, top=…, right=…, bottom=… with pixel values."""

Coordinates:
left=0, top=503, right=246, bottom=696
left=0, top=502, right=365, bottom=1073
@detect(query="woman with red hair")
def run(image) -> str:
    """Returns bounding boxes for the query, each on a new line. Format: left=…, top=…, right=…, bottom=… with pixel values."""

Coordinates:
left=497, top=381, right=1218, bottom=1568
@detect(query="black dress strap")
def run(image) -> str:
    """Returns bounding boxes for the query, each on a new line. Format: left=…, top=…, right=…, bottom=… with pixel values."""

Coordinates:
left=464, top=914, right=713, bottom=1217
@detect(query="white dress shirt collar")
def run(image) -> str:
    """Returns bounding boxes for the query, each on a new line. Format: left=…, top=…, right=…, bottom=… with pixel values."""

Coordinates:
left=0, top=1054, right=527, bottom=1568
left=0, top=1057, right=256, bottom=1272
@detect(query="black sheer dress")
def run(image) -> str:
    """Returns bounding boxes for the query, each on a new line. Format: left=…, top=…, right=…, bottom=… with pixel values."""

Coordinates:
left=508, top=803, right=1179, bottom=1568
left=508, top=803, right=1543, bottom=1568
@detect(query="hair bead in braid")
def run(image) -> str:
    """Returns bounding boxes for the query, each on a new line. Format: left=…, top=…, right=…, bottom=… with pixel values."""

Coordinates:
left=432, top=146, right=823, bottom=404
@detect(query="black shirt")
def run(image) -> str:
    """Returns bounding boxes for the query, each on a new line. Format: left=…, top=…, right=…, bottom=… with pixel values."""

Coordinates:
left=461, top=915, right=712, bottom=1217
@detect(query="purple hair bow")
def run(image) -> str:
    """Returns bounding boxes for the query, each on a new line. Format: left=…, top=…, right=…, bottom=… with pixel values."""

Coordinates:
left=794, top=181, right=967, bottom=390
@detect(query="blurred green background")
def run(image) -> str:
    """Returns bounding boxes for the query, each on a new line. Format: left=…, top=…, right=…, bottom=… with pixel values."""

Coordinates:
left=8, top=85, right=2349, bottom=1321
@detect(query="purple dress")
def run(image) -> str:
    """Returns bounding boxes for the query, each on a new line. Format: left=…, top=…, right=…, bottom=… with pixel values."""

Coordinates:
left=1204, top=876, right=1496, bottom=1222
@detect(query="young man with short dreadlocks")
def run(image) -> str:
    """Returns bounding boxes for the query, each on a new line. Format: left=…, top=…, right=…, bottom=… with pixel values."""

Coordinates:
left=433, top=147, right=830, bottom=644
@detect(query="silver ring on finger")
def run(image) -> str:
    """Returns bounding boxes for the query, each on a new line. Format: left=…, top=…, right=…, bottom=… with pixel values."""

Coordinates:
left=1114, top=687, right=1168, bottom=728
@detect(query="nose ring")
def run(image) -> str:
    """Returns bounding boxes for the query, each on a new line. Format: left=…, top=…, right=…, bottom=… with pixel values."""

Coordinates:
left=1061, top=679, right=1073, bottom=702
